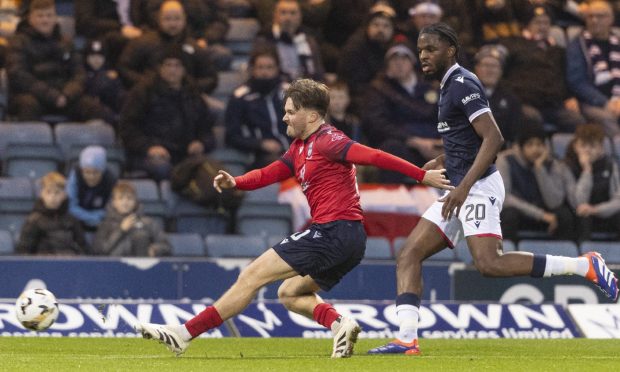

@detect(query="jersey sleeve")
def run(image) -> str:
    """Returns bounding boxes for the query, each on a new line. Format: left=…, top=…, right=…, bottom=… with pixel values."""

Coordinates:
left=314, top=129, right=355, bottom=162
left=453, top=77, right=491, bottom=123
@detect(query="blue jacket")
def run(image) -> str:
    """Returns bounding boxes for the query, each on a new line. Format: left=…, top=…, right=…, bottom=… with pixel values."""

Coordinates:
left=566, top=35, right=609, bottom=107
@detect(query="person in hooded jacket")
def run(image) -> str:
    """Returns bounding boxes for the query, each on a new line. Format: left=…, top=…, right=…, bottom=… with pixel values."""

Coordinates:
left=93, top=181, right=170, bottom=257
left=225, top=47, right=290, bottom=169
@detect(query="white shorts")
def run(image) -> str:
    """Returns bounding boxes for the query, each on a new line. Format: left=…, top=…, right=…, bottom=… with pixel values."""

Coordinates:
left=422, top=171, right=505, bottom=247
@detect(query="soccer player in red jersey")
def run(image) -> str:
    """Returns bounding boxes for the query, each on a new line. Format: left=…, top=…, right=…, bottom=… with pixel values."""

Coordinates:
left=136, top=78, right=453, bottom=358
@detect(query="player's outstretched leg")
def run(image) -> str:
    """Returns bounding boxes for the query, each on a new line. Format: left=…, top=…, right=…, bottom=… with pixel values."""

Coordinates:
left=135, top=323, right=190, bottom=356
left=583, top=251, right=619, bottom=300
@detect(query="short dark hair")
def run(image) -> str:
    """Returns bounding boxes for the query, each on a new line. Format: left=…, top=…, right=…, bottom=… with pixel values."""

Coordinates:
left=249, top=46, right=280, bottom=68
left=420, top=22, right=459, bottom=57
left=283, top=79, right=330, bottom=118
left=517, top=121, right=546, bottom=147
left=29, top=0, right=55, bottom=12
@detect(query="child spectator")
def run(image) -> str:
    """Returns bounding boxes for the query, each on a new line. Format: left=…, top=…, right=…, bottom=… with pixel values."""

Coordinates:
left=66, top=146, right=117, bottom=231
left=93, top=181, right=171, bottom=257
left=83, top=39, right=125, bottom=126
left=326, top=80, right=361, bottom=142
left=497, top=122, right=576, bottom=241
left=17, top=171, right=88, bottom=255
left=565, top=124, right=620, bottom=241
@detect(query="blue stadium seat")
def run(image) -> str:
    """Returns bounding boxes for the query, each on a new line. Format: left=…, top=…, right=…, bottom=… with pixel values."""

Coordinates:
left=236, top=201, right=292, bottom=237
left=267, top=235, right=286, bottom=248
left=579, top=241, right=620, bottom=264
left=503, top=239, right=516, bottom=252
left=0, top=230, right=14, bottom=255
left=518, top=240, right=579, bottom=257
left=394, top=236, right=455, bottom=261
left=213, top=71, right=246, bottom=101
left=205, top=234, right=267, bottom=258
left=0, top=177, right=35, bottom=238
left=54, top=121, right=116, bottom=156
left=551, top=133, right=573, bottom=159
left=244, top=182, right=280, bottom=203
left=365, top=237, right=393, bottom=259
left=0, top=121, right=53, bottom=154
left=225, top=18, right=260, bottom=55
left=168, top=233, right=206, bottom=257
left=210, top=147, right=252, bottom=176
left=3, top=144, right=63, bottom=179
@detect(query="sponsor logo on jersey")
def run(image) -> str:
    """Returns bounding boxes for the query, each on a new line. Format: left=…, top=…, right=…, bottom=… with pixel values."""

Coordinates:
left=437, top=121, right=450, bottom=133
left=461, top=93, right=481, bottom=105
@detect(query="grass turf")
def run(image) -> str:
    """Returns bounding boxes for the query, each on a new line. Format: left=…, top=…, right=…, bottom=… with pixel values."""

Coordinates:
left=1, top=338, right=619, bottom=371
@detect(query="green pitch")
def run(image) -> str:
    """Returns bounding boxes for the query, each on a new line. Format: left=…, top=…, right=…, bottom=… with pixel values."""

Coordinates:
left=1, top=338, right=619, bottom=371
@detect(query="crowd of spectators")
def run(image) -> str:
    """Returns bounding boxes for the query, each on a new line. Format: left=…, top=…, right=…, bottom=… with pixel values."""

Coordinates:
left=6, top=0, right=620, bottom=256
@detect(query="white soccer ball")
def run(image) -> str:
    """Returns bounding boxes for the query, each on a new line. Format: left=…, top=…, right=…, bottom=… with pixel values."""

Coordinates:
left=15, top=288, right=59, bottom=331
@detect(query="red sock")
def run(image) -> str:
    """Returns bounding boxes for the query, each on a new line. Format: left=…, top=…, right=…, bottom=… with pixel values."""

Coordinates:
left=313, top=303, right=341, bottom=329
left=184, top=306, right=223, bottom=338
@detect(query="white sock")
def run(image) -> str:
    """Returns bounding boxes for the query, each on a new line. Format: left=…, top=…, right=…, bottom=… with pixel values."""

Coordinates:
left=543, top=255, right=589, bottom=278
left=396, top=304, right=419, bottom=343
left=173, top=324, right=193, bottom=342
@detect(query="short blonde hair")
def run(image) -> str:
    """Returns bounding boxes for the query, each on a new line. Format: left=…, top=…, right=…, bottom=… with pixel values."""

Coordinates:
left=40, top=171, right=66, bottom=190
left=112, top=181, right=137, bottom=198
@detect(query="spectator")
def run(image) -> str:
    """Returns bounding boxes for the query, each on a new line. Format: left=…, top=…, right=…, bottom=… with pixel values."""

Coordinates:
left=501, top=5, right=585, bottom=133
left=225, top=47, right=289, bottom=169
left=564, top=123, right=620, bottom=242
left=401, top=1, right=443, bottom=61
left=7, top=0, right=109, bottom=121
left=118, top=0, right=217, bottom=94
left=254, top=0, right=325, bottom=81
left=120, top=46, right=216, bottom=181
left=497, top=122, right=576, bottom=242
left=16, top=171, right=88, bottom=255
left=471, top=0, right=527, bottom=46
left=75, top=0, right=142, bottom=67
left=339, top=3, right=396, bottom=104
left=83, top=39, right=125, bottom=126
left=567, top=0, right=620, bottom=136
left=130, top=0, right=232, bottom=70
left=93, top=181, right=171, bottom=257
left=362, top=43, right=440, bottom=183
left=473, top=44, right=522, bottom=146
left=326, top=80, right=361, bottom=142
left=66, top=146, right=117, bottom=231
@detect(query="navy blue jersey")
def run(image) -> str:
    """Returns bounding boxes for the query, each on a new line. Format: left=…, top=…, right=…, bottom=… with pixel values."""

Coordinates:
left=437, top=64, right=497, bottom=186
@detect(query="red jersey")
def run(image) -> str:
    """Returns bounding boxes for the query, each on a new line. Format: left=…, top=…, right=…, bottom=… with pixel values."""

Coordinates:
left=281, top=124, right=363, bottom=224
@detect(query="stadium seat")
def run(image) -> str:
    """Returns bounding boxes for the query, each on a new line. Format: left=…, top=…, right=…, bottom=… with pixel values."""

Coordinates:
left=394, top=236, right=455, bottom=261
left=551, top=133, right=573, bottom=159
left=0, top=177, right=35, bottom=238
left=267, top=234, right=286, bottom=248
left=225, top=18, right=260, bottom=55
left=168, top=233, right=206, bottom=256
left=244, top=182, right=280, bottom=202
left=212, top=71, right=246, bottom=101
left=518, top=240, right=579, bottom=257
left=503, top=239, right=516, bottom=253
left=579, top=241, right=620, bottom=264
left=0, top=121, right=53, bottom=154
left=205, top=234, right=267, bottom=258
left=210, top=147, right=253, bottom=176
left=236, top=201, right=293, bottom=237
left=3, top=143, right=63, bottom=179
left=365, top=237, right=392, bottom=259
left=54, top=121, right=116, bottom=156
left=0, top=229, right=14, bottom=254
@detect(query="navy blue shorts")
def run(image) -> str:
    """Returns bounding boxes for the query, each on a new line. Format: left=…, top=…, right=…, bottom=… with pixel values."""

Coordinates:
left=272, top=220, right=366, bottom=291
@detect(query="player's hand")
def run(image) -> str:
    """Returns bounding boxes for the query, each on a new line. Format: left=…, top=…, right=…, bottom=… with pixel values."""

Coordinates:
left=213, top=170, right=236, bottom=193
left=542, top=212, right=558, bottom=233
left=438, top=185, right=468, bottom=220
left=422, top=168, right=454, bottom=190
left=422, top=154, right=445, bottom=170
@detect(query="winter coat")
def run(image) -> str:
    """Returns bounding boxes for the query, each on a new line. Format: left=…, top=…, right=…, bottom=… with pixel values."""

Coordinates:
left=75, top=0, right=122, bottom=39
left=92, top=204, right=170, bottom=257
left=16, top=199, right=88, bottom=255
left=66, top=167, right=117, bottom=228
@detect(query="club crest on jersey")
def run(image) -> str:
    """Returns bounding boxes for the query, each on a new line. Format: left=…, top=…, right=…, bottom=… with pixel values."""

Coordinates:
left=306, top=142, right=313, bottom=158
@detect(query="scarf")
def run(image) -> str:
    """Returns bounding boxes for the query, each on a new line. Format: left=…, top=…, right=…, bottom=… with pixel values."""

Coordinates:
left=583, top=31, right=620, bottom=97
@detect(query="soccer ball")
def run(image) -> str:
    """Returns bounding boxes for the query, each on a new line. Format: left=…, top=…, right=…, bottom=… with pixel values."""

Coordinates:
left=15, top=288, right=59, bottom=331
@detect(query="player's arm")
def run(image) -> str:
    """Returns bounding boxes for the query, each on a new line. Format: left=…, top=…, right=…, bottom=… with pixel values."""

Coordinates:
left=213, top=160, right=292, bottom=192
left=345, top=142, right=453, bottom=190
left=440, top=112, right=504, bottom=219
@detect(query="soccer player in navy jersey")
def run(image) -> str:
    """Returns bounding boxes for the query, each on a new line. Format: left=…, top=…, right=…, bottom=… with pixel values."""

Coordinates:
left=135, top=78, right=453, bottom=358
left=368, top=23, right=619, bottom=356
